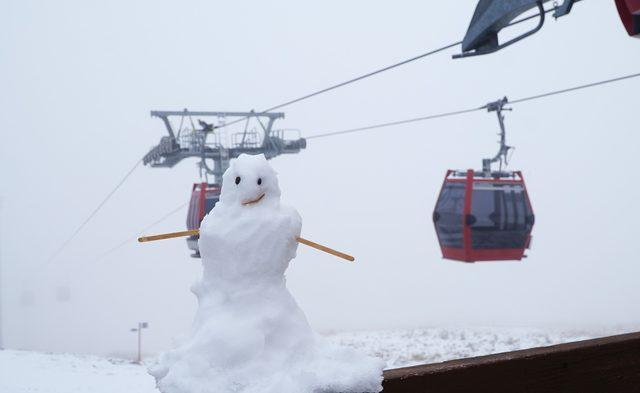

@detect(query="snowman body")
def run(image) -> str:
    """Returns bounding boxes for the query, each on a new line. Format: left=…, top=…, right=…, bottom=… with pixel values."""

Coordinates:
left=151, top=154, right=383, bottom=393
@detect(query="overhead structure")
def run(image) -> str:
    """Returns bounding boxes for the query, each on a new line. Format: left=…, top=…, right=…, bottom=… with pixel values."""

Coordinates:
left=433, top=98, right=534, bottom=262
left=144, top=110, right=306, bottom=181
left=143, top=110, right=306, bottom=257
left=454, top=0, right=577, bottom=58
left=616, top=0, right=640, bottom=37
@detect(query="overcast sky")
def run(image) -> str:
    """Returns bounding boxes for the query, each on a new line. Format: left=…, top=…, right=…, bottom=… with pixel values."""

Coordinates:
left=1, top=0, right=639, bottom=357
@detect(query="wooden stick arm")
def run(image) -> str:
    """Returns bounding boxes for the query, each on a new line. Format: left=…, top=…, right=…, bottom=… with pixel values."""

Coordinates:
left=295, top=236, right=354, bottom=262
left=138, top=229, right=200, bottom=243
left=138, top=229, right=355, bottom=262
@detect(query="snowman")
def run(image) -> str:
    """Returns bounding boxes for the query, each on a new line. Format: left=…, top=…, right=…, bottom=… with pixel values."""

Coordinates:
left=149, top=154, right=383, bottom=393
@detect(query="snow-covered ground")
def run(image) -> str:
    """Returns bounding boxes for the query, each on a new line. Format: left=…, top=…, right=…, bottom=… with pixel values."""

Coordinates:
left=324, top=327, right=617, bottom=369
left=1, top=326, right=635, bottom=393
left=0, top=349, right=157, bottom=393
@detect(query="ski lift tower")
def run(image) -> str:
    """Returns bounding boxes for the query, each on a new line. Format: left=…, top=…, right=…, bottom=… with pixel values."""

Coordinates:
left=142, top=110, right=306, bottom=256
left=143, top=110, right=306, bottom=184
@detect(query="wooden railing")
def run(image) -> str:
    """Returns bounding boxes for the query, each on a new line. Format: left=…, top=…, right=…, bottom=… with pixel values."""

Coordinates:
left=382, top=331, right=640, bottom=393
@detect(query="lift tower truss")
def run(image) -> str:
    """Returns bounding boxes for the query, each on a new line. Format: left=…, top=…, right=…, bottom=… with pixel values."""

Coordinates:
left=143, top=110, right=306, bottom=183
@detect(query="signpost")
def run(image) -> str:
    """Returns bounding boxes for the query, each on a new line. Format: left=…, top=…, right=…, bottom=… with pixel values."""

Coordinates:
left=130, top=322, right=149, bottom=364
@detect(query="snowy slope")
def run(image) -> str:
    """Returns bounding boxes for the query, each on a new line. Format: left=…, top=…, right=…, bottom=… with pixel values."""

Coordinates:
left=1, top=327, right=633, bottom=393
left=324, top=327, right=610, bottom=369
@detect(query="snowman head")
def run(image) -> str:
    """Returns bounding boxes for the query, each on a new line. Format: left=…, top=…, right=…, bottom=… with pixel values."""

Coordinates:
left=220, top=154, right=281, bottom=207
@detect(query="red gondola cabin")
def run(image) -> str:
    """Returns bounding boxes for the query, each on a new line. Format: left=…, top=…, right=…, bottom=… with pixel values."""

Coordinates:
left=433, top=170, right=534, bottom=262
left=186, top=182, right=221, bottom=257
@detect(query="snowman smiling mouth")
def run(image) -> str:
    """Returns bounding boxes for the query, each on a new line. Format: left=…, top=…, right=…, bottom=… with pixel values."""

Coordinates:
left=242, top=193, right=266, bottom=206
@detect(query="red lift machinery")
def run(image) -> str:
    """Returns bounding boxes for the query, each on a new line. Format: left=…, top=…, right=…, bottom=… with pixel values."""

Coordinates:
left=433, top=98, right=534, bottom=262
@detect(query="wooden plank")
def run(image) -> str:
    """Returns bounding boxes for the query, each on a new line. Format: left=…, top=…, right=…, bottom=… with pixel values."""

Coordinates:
left=382, top=331, right=640, bottom=393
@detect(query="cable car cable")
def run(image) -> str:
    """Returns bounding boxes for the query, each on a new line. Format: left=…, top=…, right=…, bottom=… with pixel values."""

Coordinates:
left=258, top=42, right=463, bottom=113
left=306, top=106, right=484, bottom=140
left=306, top=70, right=640, bottom=139
left=97, top=202, right=188, bottom=261
left=213, top=1, right=568, bottom=131
left=45, top=158, right=143, bottom=264
left=213, top=40, right=462, bottom=130
left=509, top=71, right=640, bottom=104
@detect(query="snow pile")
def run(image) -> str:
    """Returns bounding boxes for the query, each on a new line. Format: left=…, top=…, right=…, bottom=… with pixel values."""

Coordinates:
left=150, top=154, right=384, bottom=393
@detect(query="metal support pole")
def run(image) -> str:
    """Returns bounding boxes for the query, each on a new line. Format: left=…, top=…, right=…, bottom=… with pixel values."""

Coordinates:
left=131, top=322, right=149, bottom=364
left=137, top=322, right=142, bottom=364
left=131, top=322, right=148, bottom=364
left=483, top=97, right=512, bottom=175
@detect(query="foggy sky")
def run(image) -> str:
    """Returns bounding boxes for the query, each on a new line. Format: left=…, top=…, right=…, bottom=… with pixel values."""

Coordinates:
left=1, top=0, right=639, bottom=357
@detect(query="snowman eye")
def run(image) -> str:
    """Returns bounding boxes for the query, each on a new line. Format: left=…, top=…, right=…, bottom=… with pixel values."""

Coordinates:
left=235, top=176, right=241, bottom=185
left=257, top=178, right=262, bottom=185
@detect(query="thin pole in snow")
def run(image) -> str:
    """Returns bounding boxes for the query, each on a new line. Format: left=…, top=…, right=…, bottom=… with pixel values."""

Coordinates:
left=137, top=323, right=142, bottom=364
left=130, top=322, right=148, bottom=364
